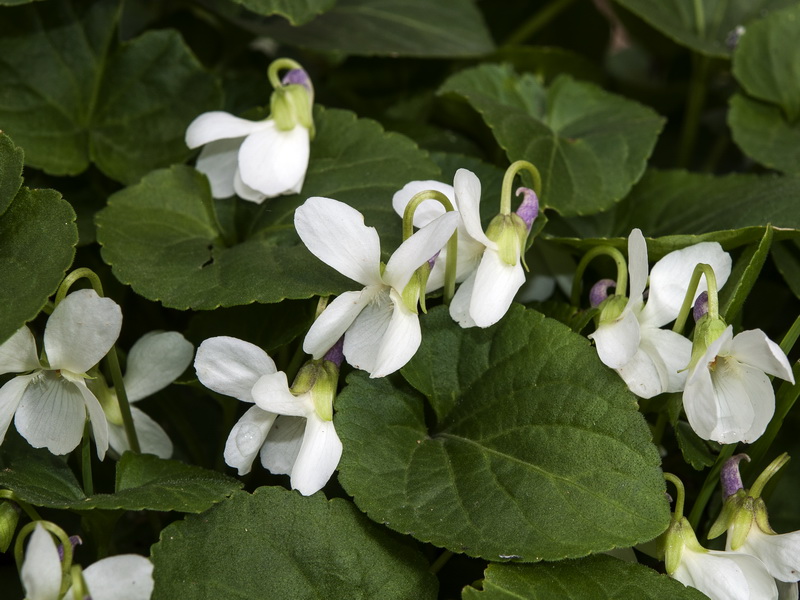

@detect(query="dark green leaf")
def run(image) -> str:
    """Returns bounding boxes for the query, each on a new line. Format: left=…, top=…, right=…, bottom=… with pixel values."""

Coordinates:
left=150, top=487, right=438, bottom=600
left=228, top=0, right=335, bottom=25
left=337, top=306, right=669, bottom=561
left=0, top=187, right=78, bottom=344
left=260, top=0, right=495, bottom=57
left=0, top=0, right=222, bottom=182
left=96, top=107, right=439, bottom=309
left=462, top=555, right=707, bottom=599
left=613, top=0, right=797, bottom=57
left=728, top=93, right=800, bottom=175
left=0, top=132, right=24, bottom=216
left=771, top=240, right=800, bottom=299
left=0, top=444, right=84, bottom=506
left=439, top=64, right=663, bottom=217
left=719, top=225, right=773, bottom=322
left=674, top=421, right=716, bottom=471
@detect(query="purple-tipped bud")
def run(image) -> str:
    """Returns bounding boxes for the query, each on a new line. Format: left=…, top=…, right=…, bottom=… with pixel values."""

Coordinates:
left=514, top=187, right=539, bottom=230
left=57, top=535, right=83, bottom=562
left=323, top=337, right=344, bottom=368
left=589, top=278, right=617, bottom=308
left=721, top=453, right=750, bottom=498
left=282, top=68, right=313, bottom=96
left=427, top=250, right=440, bottom=271
left=693, top=291, right=709, bottom=322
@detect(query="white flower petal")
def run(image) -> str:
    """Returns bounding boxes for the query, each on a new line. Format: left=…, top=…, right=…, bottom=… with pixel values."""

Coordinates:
left=589, top=307, right=642, bottom=369
left=185, top=111, right=264, bottom=148
left=233, top=168, right=268, bottom=203
left=0, top=326, right=40, bottom=375
left=642, top=242, right=732, bottom=327
left=109, top=407, right=172, bottom=459
left=673, top=547, right=778, bottom=600
left=295, top=197, right=383, bottom=286
left=741, top=527, right=800, bottom=582
left=223, top=405, right=277, bottom=475
left=449, top=270, right=478, bottom=328
left=73, top=554, right=154, bottom=600
left=453, top=168, right=492, bottom=247
left=72, top=378, right=109, bottom=460
left=425, top=235, right=484, bottom=293
left=260, top=415, right=305, bottom=476
left=342, top=289, right=394, bottom=374
left=730, top=329, right=795, bottom=383
left=194, top=337, right=276, bottom=403
left=391, top=180, right=453, bottom=227
left=15, top=372, right=87, bottom=455
left=290, top=416, right=342, bottom=496
left=238, top=123, right=310, bottom=198
left=384, top=212, right=459, bottom=292
left=124, top=331, right=194, bottom=403
left=617, top=326, right=692, bottom=398
left=303, top=288, right=377, bottom=359
left=44, top=289, right=122, bottom=374
left=252, top=372, right=310, bottom=417
left=733, top=362, right=776, bottom=444
left=627, top=229, right=649, bottom=302
left=21, top=524, right=62, bottom=600
left=468, top=247, right=526, bottom=328
left=371, top=290, right=422, bottom=378
left=195, top=137, right=242, bottom=199
left=0, top=374, right=33, bottom=444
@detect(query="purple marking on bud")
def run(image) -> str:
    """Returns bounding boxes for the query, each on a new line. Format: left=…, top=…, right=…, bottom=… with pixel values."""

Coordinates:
left=57, top=535, right=82, bottom=562
left=323, top=337, right=344, bottom=368
left=514, top=187, right=539, bottom=230
left=589, top=279, right=616, bottom=308
left=721, top=453, right=751, bottom=498
left=427, top=250, right=440, bottom=271
left=693, top=291, right=709, bottom=322
left=282, top=68, right=313, bottom=95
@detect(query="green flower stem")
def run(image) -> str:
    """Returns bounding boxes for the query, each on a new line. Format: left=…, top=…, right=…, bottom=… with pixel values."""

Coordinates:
left=504, top=0, right=578, bottom=45
left=500, top=160, right=542, bottom=215
left=70, top=565, right=88, bottom=600
left=672, top=263, right=718, bottom=334
left=403, top=190, right=458, bottom=304
left=779, top=313, right=800, bottom=356
left=663, top=473, right=686, bottom=518
left=81, top=421, right=94, bottom=496
left=55, top=268, right=141, bottom=454
left=429, top=550, right=453, bottom=575
left=688, top=443, right=737, bottom=531
left=0, top=491, right=41, bottom=522
left=750, top=452, right=790, bottom=498
left=677, top=54, right=710, bottom=168
left=267, top=57, right=304, bottom=90
left=692, top=0, right=706, bottom=36
left=570, top=245, right=628, bottom=306
left=15, top=520, right=73, bottom=580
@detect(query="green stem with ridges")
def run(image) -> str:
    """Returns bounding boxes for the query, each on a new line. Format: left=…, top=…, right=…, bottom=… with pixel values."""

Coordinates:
left=664, top=473, right=686, bottom=519
left=267, top=57, right=304, bottom=90
left=672, top=263, right=718, bottom=335
left=500, top=160, right=542, bottom=215
left=81, top=421, right=94, bottom=496
left=570, top=245, right=628, bottom=306
left=750, top=453, right=790, bottom=498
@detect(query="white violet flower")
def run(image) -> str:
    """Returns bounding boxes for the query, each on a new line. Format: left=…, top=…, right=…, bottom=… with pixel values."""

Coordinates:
left=588, top=229, right=731, bottom=399
left=0, top=289, right=122, bottom=459
left=185, top=63, right=313, bottom=204
left=295, top=196, right=458, bottom=377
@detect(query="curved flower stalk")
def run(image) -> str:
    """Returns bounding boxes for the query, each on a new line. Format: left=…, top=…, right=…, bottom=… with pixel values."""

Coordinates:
left=588, top=229, right=731, bottom=398
left=185, top=58, right=314, bottom=203
left=195, top=336, right=343, bottom=495
left=295, top=196, right=458, bottom=377
left=91, top=332, right=194, bottom=459
left=0, top=289, right=122, bottom=459
left=20, top=522, right=153, bottom=600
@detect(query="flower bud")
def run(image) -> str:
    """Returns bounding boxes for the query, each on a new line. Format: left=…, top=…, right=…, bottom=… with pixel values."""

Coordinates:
left=485, top=213, right=529, bottom=267
left=271, top=74, right=315, bottom=135
left=0, top=500, right=20, bottom=552
left=589, top=279, right=617, bottom=308
left=290, top=359, right=338, bottom=422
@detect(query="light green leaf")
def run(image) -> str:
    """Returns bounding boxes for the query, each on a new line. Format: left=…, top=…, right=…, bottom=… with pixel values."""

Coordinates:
left=732, top=4, right=800, bottom=120
left=260, top=0, right=495, bottom=57
left=228, top=0, right=335, bottom=24
left=0, top=132, right=24, bottom=216
left=96, top=107, right=439, bottom=309
left=462, top=555, right=707, bottom=599
left=337, top=306, right=669, bottom=561
left=719, top=225, right=774, bottom=322
left=0, top=0, right=221, bottom=183
left=150, top=487, right=438, bottom=600
left=612, top=0, right=797, bottom=57
left=0, top=187, right=78, bottom=344
left=439, top=64, right=663, bottom=217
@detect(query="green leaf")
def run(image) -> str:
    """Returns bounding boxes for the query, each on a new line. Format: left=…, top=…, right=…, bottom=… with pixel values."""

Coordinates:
left=439, top=64, right=663, bottom=217
left=259, top=0, right=495, bottom=57
left=0, top=0, right=221, bottom=183
left=674, top=420, right=716, bottom=471
left=0, top=132, right=24, bottom=216
left=0, top=187, right=78, bottom=344
left=719, top=225, right=774, bottom=322
left=96, top=107, right=439, bottom=309
left=732, top=4, right=800, bottom=120
left=0, top=444, right=240, bottom=512
left=228, top=0, right=335, bottom=25
left=728, top=93, right=800, bottom=175
left=772, top=239, right=800, bottom=300
left=462, top=555, right=707, bottom=599
left=337, top=306, right=669, bottom=561
left=150, top=487, right=438, bottom=600
left=612, top=0, right=797, bottom=58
